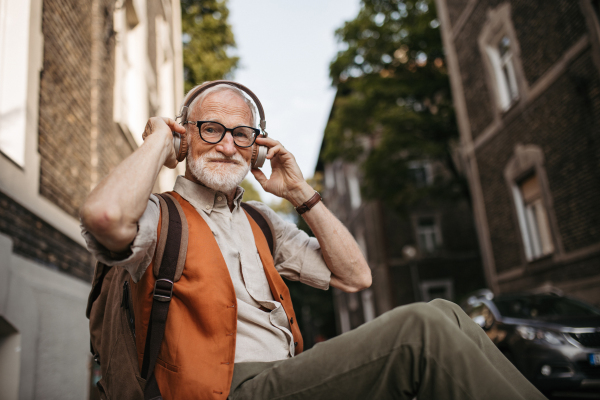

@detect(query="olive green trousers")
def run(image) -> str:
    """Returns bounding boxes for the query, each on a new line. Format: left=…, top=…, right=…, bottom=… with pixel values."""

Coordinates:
left=229, top=299, right=547, bottom=400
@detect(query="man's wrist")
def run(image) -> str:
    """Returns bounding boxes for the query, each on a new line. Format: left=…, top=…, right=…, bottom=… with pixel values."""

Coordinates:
left=145, top=128, right=176, bottom=164
left=287, top=183, right=316, bottom=208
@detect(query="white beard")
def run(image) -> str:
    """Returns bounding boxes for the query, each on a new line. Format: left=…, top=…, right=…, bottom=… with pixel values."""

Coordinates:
left=188, top=149, right=250, bottom=195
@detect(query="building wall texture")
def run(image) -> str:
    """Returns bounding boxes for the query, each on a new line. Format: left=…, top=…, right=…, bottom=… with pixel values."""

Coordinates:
left=440, top=0, right=600, bottom=305
left=0, top=0, right=183, bottom=397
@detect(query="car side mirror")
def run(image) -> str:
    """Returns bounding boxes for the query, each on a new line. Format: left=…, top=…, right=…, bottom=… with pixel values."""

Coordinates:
left=472, top=315, right=487, bottom=329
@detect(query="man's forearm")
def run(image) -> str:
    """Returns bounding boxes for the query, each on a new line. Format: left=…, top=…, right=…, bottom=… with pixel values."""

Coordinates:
left=288, top=184, right=372, bottom=292
left=80, top=129, right=173, bottom=252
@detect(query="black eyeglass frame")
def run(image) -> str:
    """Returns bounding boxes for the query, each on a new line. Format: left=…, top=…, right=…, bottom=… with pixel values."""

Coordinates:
left=185, top=120, right=261, bottom=148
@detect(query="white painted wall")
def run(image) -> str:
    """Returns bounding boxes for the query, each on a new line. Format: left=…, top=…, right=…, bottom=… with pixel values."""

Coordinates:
left=0, top=233, right=91, bottom=400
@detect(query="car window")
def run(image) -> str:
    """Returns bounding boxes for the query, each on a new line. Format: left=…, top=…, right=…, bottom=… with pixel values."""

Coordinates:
left=494, top=296, right=600, bottom=319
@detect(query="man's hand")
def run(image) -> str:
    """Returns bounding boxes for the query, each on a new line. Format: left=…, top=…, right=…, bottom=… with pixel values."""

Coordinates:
left=251, top=137, right=315, bottom=206
left=80, top=116, right=185, bottom=253
left=142, top=117, right=186, bottom=169
left=251, top=136, right=372, bottom=293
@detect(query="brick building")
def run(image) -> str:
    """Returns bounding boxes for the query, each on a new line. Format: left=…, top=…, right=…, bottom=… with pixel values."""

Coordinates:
left=435, top=0, right=600, bottom=305
left=316, top=133, right=485, bottom=334
left=0, top=0, right=182, bottom=397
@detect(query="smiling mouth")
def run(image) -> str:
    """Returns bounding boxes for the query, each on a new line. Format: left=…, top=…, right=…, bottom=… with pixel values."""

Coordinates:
left=209, top=159, right=240, bottom=165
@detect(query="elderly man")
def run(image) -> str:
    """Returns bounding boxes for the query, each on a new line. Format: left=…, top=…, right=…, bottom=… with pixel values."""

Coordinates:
left=80, top=82, right=546, bottom=400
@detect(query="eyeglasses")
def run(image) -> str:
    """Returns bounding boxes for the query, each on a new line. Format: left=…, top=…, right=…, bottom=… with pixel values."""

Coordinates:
left=185, top=120, right=260, bottom=148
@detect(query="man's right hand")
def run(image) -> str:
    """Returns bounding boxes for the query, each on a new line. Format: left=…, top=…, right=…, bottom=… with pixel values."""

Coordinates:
left=80, top=116, right=186, bottom=253
left=142, top=117, right=186, bottom=169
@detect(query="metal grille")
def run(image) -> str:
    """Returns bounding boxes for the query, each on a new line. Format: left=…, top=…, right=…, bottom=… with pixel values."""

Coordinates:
left=569, top=332, right=600, bottom=348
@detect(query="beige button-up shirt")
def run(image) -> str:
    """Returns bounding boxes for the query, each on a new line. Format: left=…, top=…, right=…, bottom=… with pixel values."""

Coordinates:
left=81, top=176, right=331, bottom=363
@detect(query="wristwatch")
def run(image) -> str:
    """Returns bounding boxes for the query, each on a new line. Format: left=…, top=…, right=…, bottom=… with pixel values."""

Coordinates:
left=295, top=191, right=322, bottom=215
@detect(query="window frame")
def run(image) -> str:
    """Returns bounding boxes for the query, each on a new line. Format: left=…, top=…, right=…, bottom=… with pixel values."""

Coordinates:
left=413, top=214, right=443, bottom=255
left=478, top=3, right=529, bottom=116
left=504, top=144, right=563, bottom=266
left=511, top=174, right=555, bottom=261
left=420, top=279, right=454, bottom=302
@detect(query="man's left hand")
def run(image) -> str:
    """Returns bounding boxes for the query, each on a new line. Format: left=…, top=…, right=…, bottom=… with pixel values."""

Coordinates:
left=251, top=137, right=314, bottom=206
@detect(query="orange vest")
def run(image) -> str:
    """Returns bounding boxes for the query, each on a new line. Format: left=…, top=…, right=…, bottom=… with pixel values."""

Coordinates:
left=130, top=192, right=303, bottom=399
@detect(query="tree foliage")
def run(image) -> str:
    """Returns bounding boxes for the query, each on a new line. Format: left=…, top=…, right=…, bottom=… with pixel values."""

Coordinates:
left=325, top=0, right=464, bottom=213
left=240, top=179, right=262, bottom=202
left=181, top=0, right=239, bottom=92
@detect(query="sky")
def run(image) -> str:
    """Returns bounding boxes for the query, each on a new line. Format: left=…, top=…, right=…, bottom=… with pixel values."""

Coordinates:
left=228, top=0, right=361, bottom=203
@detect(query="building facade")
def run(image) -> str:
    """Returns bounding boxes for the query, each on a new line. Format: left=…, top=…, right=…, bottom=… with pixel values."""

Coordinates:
left=0, top=0, right=182, bottom=397
left=316, top=152, right=484, bottom=334
left=436, top=0, right=600, bottom=305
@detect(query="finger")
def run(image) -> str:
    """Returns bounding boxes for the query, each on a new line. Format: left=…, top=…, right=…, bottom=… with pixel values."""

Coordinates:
left=255, top=136, right=283, bottom=149
left=161, top=117, right=186, bottom=134
left=267, top=144, right=285, bottom=160
left=251, top=168, right=268, bottom=188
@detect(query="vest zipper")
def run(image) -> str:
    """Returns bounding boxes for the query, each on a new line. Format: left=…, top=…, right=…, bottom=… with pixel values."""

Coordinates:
left=122, top=280, right=136, bottom=338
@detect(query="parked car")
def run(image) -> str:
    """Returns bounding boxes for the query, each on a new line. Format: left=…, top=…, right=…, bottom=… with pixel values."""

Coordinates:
left=461, top=290, right=600, bottom=395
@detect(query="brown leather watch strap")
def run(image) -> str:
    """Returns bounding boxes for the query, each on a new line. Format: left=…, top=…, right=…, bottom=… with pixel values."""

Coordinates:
left=295, top=191, right=322, bottom=215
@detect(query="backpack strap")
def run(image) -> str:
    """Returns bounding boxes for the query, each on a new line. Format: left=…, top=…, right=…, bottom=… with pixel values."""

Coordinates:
left=154, top=193, right=188, bottom=282
left=241, top=202, right=276, bottom=256
left=141, top=193, right=186, bottom=400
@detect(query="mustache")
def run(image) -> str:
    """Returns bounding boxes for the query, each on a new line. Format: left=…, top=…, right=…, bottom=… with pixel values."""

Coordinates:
left=200, top=151, right=246, bottom=165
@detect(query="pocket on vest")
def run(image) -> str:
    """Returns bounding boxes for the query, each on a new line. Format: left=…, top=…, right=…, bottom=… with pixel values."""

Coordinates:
left=157, top=357, right=180, bottom=373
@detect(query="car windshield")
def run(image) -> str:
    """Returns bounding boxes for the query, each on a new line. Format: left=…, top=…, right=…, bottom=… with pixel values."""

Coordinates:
left=494, top=295, right=600, bottom=319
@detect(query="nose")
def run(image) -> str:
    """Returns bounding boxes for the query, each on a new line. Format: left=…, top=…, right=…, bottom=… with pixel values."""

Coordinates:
left=215, top=131, right=237, bottom=157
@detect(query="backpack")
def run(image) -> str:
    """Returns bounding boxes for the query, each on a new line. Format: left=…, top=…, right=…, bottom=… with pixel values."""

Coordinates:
left=86, top=193, right=276, bottom=400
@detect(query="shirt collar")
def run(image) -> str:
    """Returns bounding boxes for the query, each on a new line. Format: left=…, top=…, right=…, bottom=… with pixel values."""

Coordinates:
left=173, top=176, right=245, bottom=215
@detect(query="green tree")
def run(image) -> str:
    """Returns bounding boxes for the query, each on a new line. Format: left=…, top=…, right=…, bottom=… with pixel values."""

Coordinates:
left=325, top=0, right=464, bottom=213
left=240, top=179, right=262, bottom=202
left=181, top=0, right=239, bottom=92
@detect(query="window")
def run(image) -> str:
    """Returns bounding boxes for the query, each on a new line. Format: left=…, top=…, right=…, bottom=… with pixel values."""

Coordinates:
left=512, top=173, right=554, bottom=260
left=0, top=0, right=31, bottom=166
left=408, top=160, right=433, bottom=187
left=416, top=216, right=441, bottom=254
left=420, top=279, right=453, bottom=302
left=324, top=164, right=335, bottom=190
left=347, top=165, right=362, bottom=209
left=486, top=35, right=519, bottom=110
left=479, top=3, right=525, bottom=114
left=335, top=166, right=346, bottom=195
left=361, top=289, right=376, bottom=323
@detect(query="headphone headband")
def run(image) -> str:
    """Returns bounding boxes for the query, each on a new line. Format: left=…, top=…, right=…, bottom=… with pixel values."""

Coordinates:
left=177, top=80, right=267, bottom=134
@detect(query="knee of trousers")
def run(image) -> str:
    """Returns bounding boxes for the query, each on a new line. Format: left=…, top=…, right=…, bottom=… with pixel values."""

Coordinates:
left=387, top=302, right=452, bottom=333
left=428, top=298, right=463, bottom=315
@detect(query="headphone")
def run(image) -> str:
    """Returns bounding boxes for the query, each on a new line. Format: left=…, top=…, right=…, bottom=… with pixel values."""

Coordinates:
left=172, top=80, right=269, bottom=168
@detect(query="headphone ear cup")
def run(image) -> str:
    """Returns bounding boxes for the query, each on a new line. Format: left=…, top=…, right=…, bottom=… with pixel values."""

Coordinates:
left=176, top=132, right=188, bottom=162
left=252, top=144, right=268, bottom=168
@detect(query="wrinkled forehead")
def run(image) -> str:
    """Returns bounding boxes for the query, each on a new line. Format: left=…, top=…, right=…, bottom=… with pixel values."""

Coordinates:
left=187, top=87, right=255, bottom=126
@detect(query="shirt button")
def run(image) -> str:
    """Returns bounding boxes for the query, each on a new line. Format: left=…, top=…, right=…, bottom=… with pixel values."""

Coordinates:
left=217, top=196, right=223, bottom=201
left=205, top=204, right=211, bottom=210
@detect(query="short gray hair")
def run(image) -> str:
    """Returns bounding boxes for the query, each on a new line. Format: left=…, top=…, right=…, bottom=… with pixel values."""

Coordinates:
left=180, top=83, right=258, bottom=128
